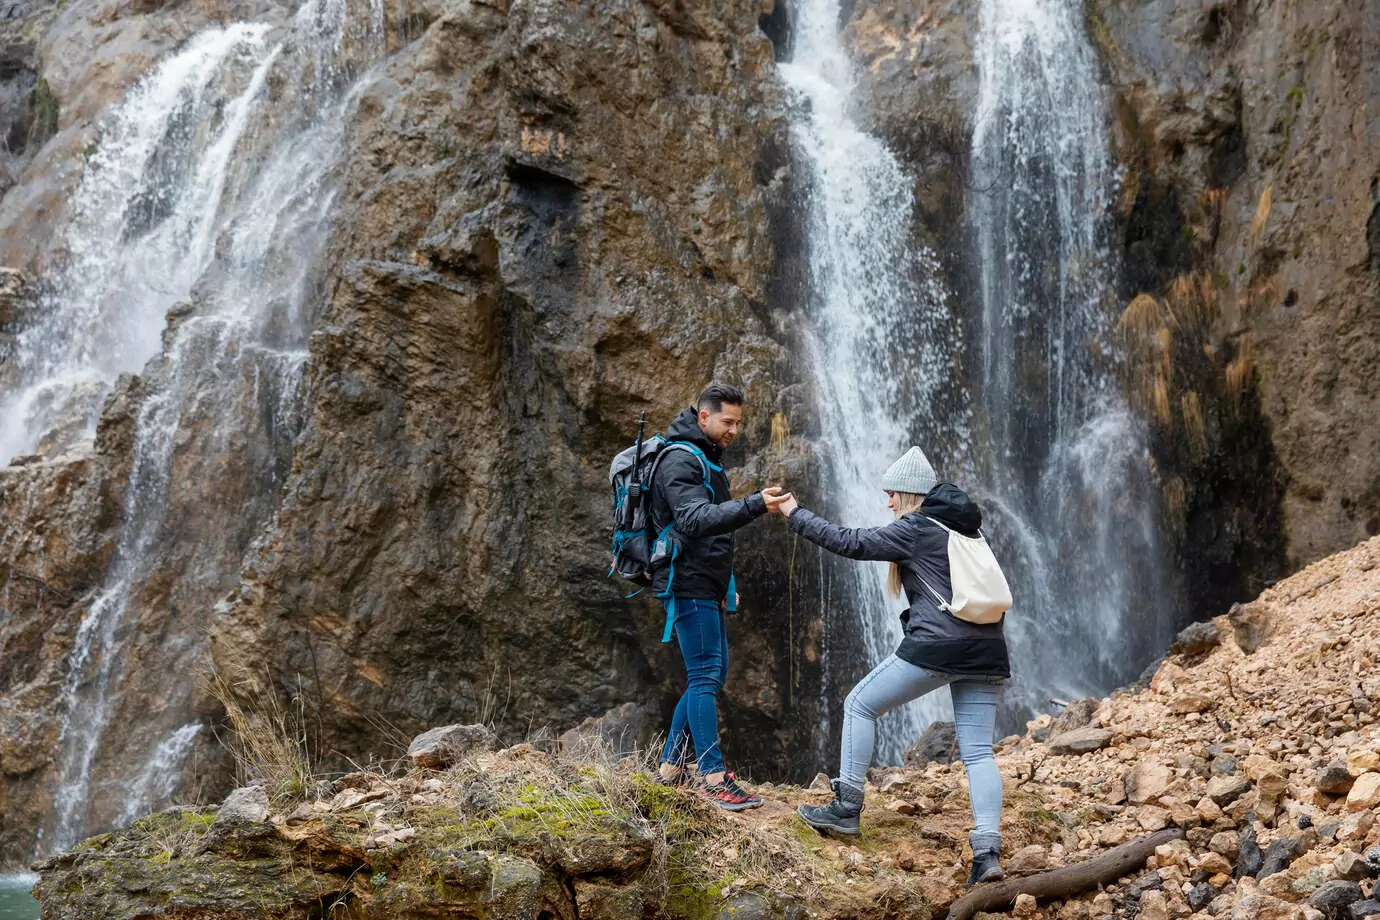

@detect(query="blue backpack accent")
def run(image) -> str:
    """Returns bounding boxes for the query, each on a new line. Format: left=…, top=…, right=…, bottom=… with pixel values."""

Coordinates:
left=608, top=419, right=731, bottom=641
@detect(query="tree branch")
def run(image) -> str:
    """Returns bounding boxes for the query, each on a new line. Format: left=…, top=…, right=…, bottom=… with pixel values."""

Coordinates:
left=944, top=828, right=1186, bottom=920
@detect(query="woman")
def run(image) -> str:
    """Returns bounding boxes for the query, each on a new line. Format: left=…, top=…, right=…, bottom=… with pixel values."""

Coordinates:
left=773, top=445, right=1010, bottom=888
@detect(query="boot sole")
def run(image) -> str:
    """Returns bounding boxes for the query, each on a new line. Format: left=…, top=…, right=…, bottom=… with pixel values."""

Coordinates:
left=712, top=798, right=764, bottom=811
left=967, top=868, right=1004, bottom=888
left=796, top=806, right=859, bottom=835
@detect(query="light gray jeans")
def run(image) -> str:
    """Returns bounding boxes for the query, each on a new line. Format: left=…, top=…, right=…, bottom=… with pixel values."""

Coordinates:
left=840, top=654, right=1005, bottom=851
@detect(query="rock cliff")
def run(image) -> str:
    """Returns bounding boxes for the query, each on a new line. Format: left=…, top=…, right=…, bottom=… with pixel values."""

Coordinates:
left=844, top=0, right=1380, bottom=615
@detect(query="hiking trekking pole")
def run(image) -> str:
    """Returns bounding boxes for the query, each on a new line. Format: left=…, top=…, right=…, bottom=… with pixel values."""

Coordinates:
left=626, top=411, right=648, bottom=506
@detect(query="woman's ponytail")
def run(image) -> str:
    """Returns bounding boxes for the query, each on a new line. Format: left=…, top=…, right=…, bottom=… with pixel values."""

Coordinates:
left=886, top=492, right=926, bottom=596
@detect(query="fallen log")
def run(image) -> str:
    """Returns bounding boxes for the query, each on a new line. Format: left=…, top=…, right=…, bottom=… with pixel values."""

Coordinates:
left=944, top=827, right=1185, bottom=920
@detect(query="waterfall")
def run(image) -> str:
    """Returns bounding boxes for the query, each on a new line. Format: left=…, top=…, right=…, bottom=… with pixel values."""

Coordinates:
left=970, top=0, right=1170, bottom=721
left=780, top=0, right=1171, bottom=758
left=780, top=0, right=965, bottom=758
left=3, top=0, right=385, bottom=853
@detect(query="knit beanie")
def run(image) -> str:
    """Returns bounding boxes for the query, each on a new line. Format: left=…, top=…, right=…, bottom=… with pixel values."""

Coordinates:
left=881, top=446, right=938, bottom=495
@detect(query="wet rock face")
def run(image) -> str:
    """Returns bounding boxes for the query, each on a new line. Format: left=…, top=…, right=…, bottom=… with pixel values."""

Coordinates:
left=1088, top=0, right=1380, bottom=569
left=0, top=0, right=831, bottom=865
left=846, top=0, right=1377, bottom=615
left=207, top=0, right=819, bottom=789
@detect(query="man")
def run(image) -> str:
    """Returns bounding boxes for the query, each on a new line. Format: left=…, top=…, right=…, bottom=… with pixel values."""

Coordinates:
left=649, top=383, right=790, bottom=810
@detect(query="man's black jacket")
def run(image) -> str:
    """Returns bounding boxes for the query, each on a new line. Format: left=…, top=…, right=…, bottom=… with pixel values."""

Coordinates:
left=649, top=407, right=766, bottom=600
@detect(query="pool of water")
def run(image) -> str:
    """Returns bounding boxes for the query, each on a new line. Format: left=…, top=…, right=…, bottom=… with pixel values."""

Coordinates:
left=0, top=875, right=40, bottom=920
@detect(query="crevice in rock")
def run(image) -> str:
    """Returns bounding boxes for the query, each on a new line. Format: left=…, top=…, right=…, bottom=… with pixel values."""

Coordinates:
left=758, top=0, right=792, bottom=62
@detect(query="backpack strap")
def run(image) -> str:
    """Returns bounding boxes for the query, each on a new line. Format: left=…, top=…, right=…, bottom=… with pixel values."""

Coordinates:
left=661, top=440, right=720, bottom=494
left=921, top=514, right=986, bottom=541
left=916, top=515, right=954, bottom=610
left=651, top=443, right=726, bottom=638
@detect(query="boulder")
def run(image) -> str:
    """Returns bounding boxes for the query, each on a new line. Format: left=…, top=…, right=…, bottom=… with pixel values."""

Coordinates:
left=1318, top=765, right=1356, bottom=796
left=215, top=785, right=270, bottom=825
left=1333, top=851, right=1374, bottom=882
left=1170, top=621, right=1222, bottom=658
left=557, top=702, right=655, bottom=757
left=1049, top=727, right=1114, bottom=755
left=717, top=892, right=773, bottom=920
left=1257, top=838, right=1300, bottom=880
left=407, top=724, right=499, bottom=770
left=1345, top=773, right=1380, bottom=812
left=903, top=721, right=956, bottom=767
left=1231, top=893, right=1296, bottom=920
left=1208, top=774, right=1253, bottom=806
left=1308, top=881, right=1365, bottom=920
left=1229, top=602, right=1274, bottom=654
left=1126, top=761, right=1174, bottom=804
left=1347, top=901, right=1380, bottom=920
left=1141, top=889, right=1170, bottom=920
left=1129, top=872, right=1165, bottom=898
left=1237, top=826, right=1264, bottom=879
left=1009, top=845, right=1050, bottom=874
left=1049, top=698, right=1100, bottom=736
left=1211, top=832, right=1243, bottom=860
left=1346, top=750, right=1380, bottom=775
left=1189, top=884, right=1217, bottom=912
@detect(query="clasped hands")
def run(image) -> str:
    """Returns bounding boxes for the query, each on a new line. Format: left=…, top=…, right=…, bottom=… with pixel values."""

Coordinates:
left=760, top=485, right=799, bottom=517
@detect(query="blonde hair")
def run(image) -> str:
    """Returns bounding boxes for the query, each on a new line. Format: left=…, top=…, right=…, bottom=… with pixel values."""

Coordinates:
left=887, top=491, right=926, bottom=596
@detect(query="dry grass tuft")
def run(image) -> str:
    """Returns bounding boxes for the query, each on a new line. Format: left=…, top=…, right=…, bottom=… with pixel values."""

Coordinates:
left=1117, top=293, right=1164, bottom=342
left=1250, top=185, right=1273, bottom=238
left=1163, top=477, right=1188, bottom=526
left=200, top=664, right=315, bottom=805
left=1225, top=335, right=1255, bottom=406
left=1151, top=375, right=1172, bottom=427
left=1180, top=391, right=1207, bottom=456
left=770, top=411, right=790, bottom=455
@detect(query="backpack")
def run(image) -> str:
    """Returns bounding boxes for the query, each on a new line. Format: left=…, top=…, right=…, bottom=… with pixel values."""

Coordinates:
left=915, top=515, right=1013, bottom=624
left=607, top=415, right=714, bottom=591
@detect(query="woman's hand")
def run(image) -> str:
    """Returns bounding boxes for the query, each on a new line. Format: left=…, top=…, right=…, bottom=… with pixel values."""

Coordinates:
left=762, top=486, right=793, bottom=513
left=778, top=494, right=798, bottom=517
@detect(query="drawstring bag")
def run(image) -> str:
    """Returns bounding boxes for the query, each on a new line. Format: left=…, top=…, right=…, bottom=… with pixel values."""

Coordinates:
left=916, top=515, right=1012, bottom=624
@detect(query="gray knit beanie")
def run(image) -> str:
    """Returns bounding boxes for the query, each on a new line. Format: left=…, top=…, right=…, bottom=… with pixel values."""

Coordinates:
left=881, top=446, right=938, bottom=495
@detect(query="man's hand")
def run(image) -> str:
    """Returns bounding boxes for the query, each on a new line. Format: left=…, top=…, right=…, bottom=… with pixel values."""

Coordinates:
left=762, top=486, right=795, bottom=514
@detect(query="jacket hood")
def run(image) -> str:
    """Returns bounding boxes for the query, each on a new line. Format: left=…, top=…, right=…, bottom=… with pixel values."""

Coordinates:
left=666, top=407, right=723, bottom=461
left=918, top=482, right=981, bottom=536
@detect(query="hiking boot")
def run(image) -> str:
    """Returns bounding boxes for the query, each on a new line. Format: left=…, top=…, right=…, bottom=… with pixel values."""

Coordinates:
left=797, top=779, right=864, bottom=835
left=967, top=849, right=1004, bottom=888
left=699, top=772, right=763, bottom=811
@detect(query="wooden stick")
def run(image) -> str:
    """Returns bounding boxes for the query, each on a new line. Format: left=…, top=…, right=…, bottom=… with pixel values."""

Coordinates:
left=944, top=828, right=1185, bottom=920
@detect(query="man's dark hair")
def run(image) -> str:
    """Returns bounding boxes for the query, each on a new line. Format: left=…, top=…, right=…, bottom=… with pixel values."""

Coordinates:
left=697, top=383, right=745, bottom=414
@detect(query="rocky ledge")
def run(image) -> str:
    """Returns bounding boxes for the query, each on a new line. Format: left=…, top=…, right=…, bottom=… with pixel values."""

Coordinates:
left=30, top=535, right=1380, bottom=920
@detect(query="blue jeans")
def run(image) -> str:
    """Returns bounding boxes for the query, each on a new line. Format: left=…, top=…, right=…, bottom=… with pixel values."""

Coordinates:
left=840, top=654, right=1005, bottom=851
left=659, top=598, right=728, bottom=776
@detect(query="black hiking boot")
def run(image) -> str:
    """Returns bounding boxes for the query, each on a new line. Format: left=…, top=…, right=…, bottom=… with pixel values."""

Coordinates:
left=797, top=779, right=864, bottom=835
left=967, top=848, right=1004, bottom=888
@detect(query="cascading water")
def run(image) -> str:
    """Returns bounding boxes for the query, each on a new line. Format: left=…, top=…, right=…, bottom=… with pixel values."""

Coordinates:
left=1, top=0, right=387, bottom=853
left=780, top=0, right=1171, bottom=755
left=780, top=0, right=966, bottom=758
left=969, top=0, right=1170, bottom=721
